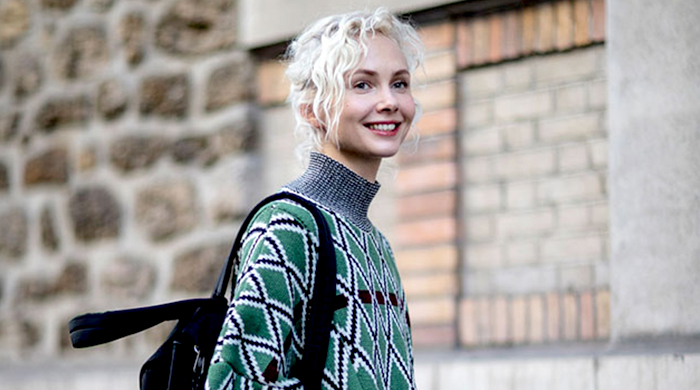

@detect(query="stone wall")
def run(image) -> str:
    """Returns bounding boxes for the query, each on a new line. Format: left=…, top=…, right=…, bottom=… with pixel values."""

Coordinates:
left=0, top=0, right=258, bottom=365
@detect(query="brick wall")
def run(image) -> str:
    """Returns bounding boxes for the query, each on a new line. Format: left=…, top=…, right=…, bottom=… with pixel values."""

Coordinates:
left=253, top=0, right=610, bottom=351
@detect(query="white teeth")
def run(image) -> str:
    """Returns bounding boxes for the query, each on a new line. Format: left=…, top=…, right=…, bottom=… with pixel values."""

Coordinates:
left=368, top=124, right=397, bottom=131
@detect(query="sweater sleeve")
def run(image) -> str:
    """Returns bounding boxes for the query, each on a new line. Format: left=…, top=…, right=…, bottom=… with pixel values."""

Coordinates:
left=206, top=201, right=320, bottom=390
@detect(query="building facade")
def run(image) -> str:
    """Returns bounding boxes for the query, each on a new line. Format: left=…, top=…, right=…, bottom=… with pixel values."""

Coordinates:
left=0, top=0, right=698, bottom=388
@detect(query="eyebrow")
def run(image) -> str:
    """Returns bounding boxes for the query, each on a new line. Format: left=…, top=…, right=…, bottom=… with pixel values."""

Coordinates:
left=353, top=69, right=410, bottom=77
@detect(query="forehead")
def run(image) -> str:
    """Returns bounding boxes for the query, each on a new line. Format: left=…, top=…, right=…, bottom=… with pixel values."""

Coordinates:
left=356, top=34, right=409, bottom=71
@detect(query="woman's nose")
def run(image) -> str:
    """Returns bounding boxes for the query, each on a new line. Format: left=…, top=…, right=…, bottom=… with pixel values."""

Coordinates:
left=377, top=89, right=399, bottom=112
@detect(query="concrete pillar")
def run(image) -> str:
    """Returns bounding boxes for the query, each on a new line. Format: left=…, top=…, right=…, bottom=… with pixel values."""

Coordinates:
left=608, top=0, right=700, bottom=340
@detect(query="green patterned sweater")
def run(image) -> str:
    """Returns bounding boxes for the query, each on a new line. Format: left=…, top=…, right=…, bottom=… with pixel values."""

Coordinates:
left=206, top=153, right=415, bottom=390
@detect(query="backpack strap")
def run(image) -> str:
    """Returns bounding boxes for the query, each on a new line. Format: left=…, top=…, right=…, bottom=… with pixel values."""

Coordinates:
left=213, top=191, right=335, bottom=390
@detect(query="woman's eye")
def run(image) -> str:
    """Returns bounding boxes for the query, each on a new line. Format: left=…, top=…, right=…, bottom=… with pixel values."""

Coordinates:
left=393, top=80, right=409, bottom=89
left=354, top=81, right=370, bottom=90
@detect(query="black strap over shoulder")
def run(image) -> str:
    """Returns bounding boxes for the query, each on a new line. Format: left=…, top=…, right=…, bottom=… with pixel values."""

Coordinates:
left=68, top=191, right=336, bottom=390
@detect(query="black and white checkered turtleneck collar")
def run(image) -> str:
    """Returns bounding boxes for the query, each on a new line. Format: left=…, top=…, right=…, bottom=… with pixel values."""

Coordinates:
left=283, top=152, right=380, bottom=232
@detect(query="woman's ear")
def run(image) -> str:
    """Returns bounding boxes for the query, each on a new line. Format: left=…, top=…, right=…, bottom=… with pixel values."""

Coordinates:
left=300, top=104, right=322, bottom=130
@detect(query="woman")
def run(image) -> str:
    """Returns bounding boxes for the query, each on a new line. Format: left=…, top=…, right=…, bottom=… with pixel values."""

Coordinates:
left=207, top=8, right=424, bottom=390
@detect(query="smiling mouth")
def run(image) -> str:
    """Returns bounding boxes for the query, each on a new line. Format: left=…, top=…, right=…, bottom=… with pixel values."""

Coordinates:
left=366, top=123, right=399, bottom=132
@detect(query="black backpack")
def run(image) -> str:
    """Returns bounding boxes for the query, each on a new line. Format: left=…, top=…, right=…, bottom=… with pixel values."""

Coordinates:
left=68, top=192, right=336, bottom=390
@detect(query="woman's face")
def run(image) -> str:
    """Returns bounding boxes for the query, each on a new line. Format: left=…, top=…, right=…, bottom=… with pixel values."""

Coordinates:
left=321, top=34, right=416, bottom=178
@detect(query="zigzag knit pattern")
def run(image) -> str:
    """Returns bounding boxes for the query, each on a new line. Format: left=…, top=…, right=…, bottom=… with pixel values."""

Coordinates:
left=206, top=197, right=415, bottom=390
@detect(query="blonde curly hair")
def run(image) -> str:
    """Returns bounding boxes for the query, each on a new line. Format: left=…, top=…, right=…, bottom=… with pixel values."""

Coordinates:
left=284, top=8, right=424, bottom=165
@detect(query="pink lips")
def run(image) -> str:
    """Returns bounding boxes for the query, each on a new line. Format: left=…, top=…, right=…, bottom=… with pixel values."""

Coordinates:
left=365, top=121, right=401, bottom=136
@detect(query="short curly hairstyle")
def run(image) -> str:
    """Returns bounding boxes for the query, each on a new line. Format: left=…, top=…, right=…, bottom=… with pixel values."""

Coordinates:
left=284, top=8, right=424, bottom=164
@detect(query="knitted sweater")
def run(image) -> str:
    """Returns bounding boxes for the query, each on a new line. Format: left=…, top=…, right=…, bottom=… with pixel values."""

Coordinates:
left=207, top=153, right=415, bottom=390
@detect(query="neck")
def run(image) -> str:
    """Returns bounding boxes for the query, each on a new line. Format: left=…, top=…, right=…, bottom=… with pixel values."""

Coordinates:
left=320, top=146, right=381, bottom=182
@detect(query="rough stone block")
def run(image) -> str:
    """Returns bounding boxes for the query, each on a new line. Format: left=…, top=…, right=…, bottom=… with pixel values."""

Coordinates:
left=511, top=296, right=527, bottom=343
left=206, top=59, right=252, bottom=111
left=69, top=186, right=122, bottom=242
left=140, top=74, right=189, bottom=118
left=418, top=51, right=456, bottom=84
left=171, top=242, right=229, bottom=293
left=0, top=0, right=31, bottom=48
left=119, top=12, right=146, bottom=67
left=563, top=292, right=578, bottom=340
left=101, top=256, right=156, bottom=300
left=110, top=135, right=167, bottom=172
left=35, top=95, right=91, bottom=132
left=464, top=156, right=496, bottom=184
left=535, top=2, right=554, bottom=52
left=546, top=292, right=560, bottom=341
left=555, top=0, right=574, bottom=51
left=155, top=0, right=236, bottom=55
left=528, top=294, right=545, bottom=343
left=589, top=138, right=608, bottom=167
left=256, top=60, right=289, bottom=105
left=13, top=55, right=42, bottom=100
left=40, top=206, right=59, bottom=252
left=557, top=205, right=589, bottom=230
left=24, top=148, right=69, bottom=185
left=0, top=161, right=8, bottom=191
left=135, top=180, right=197, bottom=241
left=97, top=79, right=129, bottom=120
left=55, top=26, right=109, bottom=80
left=418, top=22, right=455, bottom=52
left=492, top=267, right=557, bottom=295
left=0, top=207, right=27, bottom=259
left=503, top=60, right=533, bottom=91
left=589, top=78, right=607, bottom=109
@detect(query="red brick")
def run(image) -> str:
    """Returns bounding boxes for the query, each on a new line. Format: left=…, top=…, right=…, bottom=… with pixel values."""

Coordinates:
left=476, top=297, right=492, bottom=344
left=488, top=14, right=503, bottom=63
left=408, top=296, right=456, bottom=325
left=395, top=245, right=457, bottom=274
left=493, top=296, right=509, bottom=344
left=563, top=292, right=578, bottom=340
left=412, top=324, right=456, bottom=348
left=420, top=51, right=456, bottom=84
left=418, top=22, right=455, bottom=53
left=546, top=292, right=560, bottom=341
left=503, top=11, right=519, bottom=59
left=521, top=7, right=536, bottom=55
left=256, top=60, right=289, bottom=105
left=536, top=3, right=554, bottom=52
left=395, top=216, right=456, bottom=247
left=400, top=134, right=456, bottom=165
left=397, top=190, right=456, bottom=221
left=413, top=81, right=456, bottom=111
left=456, top=19, right=474, bottom=68
left=555, top=0, right=574, bottom=51
left=511, top=296, right=527, bottom=344
left=580, top=291, right=595, bottom=340
left=472, top=18, right=490, bottom=65
left=596, top=289, right=611, bottom=339
left=415, top=108, right=457, bottom=136
left=528, top=294, right=545, bottom=343
left=574, top=0, right=591, bottom=46
left=396, top=162, right=457, bottom=194
left=403, top=272, right=456, bottom=298
left=460, top=298, right=479, bottom=346
left=591, top=0, right=606, bottom=41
